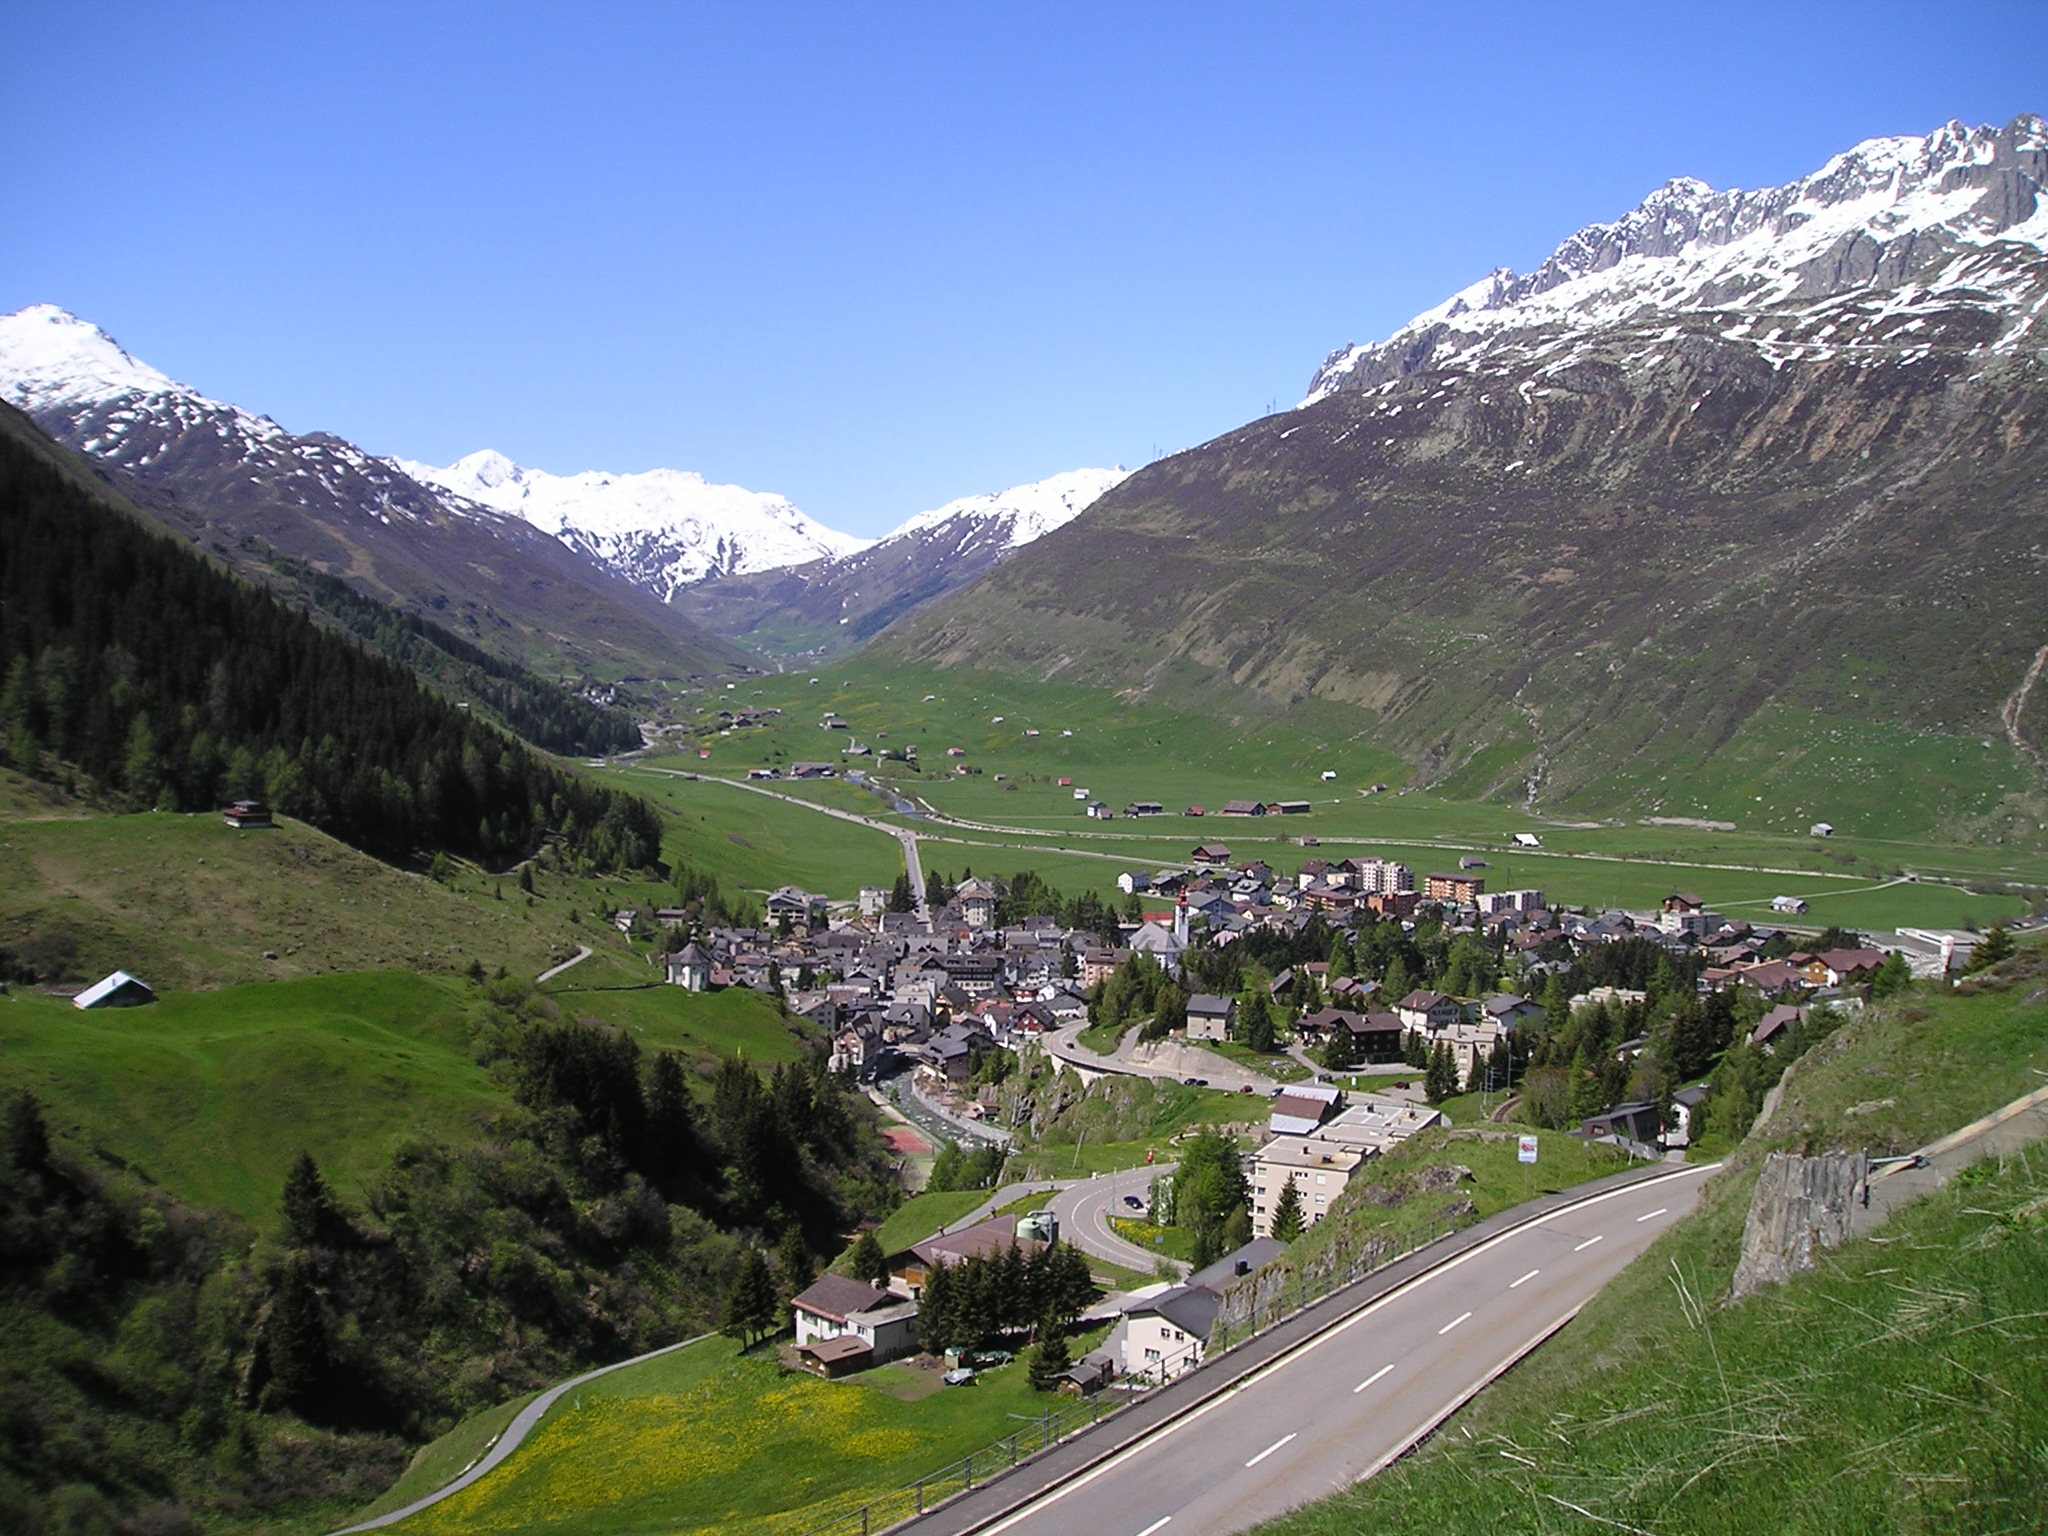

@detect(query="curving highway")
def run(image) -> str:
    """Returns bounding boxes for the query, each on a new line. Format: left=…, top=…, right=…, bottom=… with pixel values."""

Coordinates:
left=909, top=1162, right=1718, bottom=1536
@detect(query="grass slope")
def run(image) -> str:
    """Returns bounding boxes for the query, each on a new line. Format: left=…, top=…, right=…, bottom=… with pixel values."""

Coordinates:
left=0, top=974, right=498, bottom=1226
left=380, top=1335, right=1078, bottom=1536
left=0, top=796, right=569, bottom=990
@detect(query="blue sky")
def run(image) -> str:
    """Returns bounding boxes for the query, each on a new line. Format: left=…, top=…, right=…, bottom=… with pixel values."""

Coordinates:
left=4, top=2, right=2040, bottom=535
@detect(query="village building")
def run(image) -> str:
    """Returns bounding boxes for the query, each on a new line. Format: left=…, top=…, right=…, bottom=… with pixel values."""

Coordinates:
left=72, top=971, right=156, bottom=1010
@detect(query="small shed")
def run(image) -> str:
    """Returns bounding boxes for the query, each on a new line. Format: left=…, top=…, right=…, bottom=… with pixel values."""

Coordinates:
left=73, top=971, right=156, bottom=1010
left=221, top=800, right=273, bottom=829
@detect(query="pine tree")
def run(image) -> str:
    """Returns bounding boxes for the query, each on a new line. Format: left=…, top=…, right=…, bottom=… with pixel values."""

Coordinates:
left=776, top=1226, right=815, bottom=1299
left=847, top=1230, right=888, bottom=1289
left=3, top=1090, right=52, bottom=1179
left=1317, top=1026, right=1353, bottom=1073
left=263, top=1253, right=330, bottom=1411
left=1270, top=1175, right=1305, bottom=1242
left=918, top=1259, right=957, bottom=1356
left=1967, top=926, right=2015, bottom=973
left=1424, top=1041, right=1458, bottom=1104
left=723, top=1246, right=779, bottom=1348
left=1027, top=1315, right=1071, bottom=1391
left=280, top=1151, right=342, bottom=1250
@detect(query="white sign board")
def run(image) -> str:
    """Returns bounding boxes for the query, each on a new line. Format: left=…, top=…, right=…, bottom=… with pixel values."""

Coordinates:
left=1518, top=1134, right=1540, bottom=1165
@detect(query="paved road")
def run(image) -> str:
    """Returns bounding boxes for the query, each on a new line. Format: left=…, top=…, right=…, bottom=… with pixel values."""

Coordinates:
left=535, top=945, right=593, bottom=984
left=916, top=1164, right=1717, bottom=1536
left=1043, top=1025, right=1277, bottom=1094
left=1050, top=1163, right=1184, bottom=1277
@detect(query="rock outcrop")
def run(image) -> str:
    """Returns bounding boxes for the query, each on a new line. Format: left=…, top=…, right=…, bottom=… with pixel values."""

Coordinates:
left=1730, top=1150, right=1869, bottom=1300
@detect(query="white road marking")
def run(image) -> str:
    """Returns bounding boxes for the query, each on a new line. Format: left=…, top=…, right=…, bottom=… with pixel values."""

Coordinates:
left=1635, top=1207, right=1669, bottom=1223
left=1136, top=1519, right=1172, bottom=1536
left=1353, top=1363, right=1394, bottom=1393
left=1245, top=1433, right=1296, bottom=1467
left=972, top=1165, right=1722, bottom=1535
left=1574, top=1234, right=1604, bottom=1251
left=1510, top=1268, right=1540, bottom=1288
left=1437, top=1311, right=1472, bottom=1335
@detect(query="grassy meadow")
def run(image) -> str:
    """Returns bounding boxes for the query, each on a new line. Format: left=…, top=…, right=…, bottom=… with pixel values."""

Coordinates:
left=374, top=1333, right=1091, bottom=1536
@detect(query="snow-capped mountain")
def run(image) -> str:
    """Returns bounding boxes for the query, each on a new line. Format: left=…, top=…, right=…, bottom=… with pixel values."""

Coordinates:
left=0, top=304, right=737, bottom=679
left=674, top=466, right=1129, bottom=658
left=877, top=114, right=2048, bottom=830
left=1305, top=113, right=2047, bottom=401
left=877, top=466, right=1130, bottom=549
left=399, top=449, right=867, bottom=599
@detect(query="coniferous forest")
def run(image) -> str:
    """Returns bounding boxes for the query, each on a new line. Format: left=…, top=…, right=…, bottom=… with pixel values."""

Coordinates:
left=260, top=554, right=643, bottom=757
left=0, top=407, right=662, bottom=870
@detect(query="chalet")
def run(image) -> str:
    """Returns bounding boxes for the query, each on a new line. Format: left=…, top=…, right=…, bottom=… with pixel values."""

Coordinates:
left=1124, top=801, right=1165, bottom=817
left=1190, top=844, right=1233, bottom=867
left=1220, top=800, right=1266, bottom=817
left=1752, top=1003, right=1808, bottom=1049
left=1109, top=1239, right=1285, bottom=1381
left=1185, top=993, right=1236, bottom=1042
left=1512, top=832, right=1543, bottom=848
left=1770, top=895, right=1810, bottom=915
left=1085, top=801, right=1113, bottom=820
left=221, top=800, right=273, bottom=829
left=1801, top=948, right=1889, bottom=987
left=1081, top=947, right=1132, bottom=987
left=72, top=971, right=155, bottom=1010
left=791, top=1275, right=920, bottom=1376
left=885, top=1215, right=1045, bottom=1300
left=1271, top=801, right=1311, bottom=816
left=1480, top=994, right=1543, bottom=1031
left=767, top=887, right=828, bottom=930
left=787, top=762, right=837, bottom=779
left=666, top=942, right=714, bottom=991
left=1394, top=989, right=1466, bottom=1033
left=821, top=715, right=849, bottom=730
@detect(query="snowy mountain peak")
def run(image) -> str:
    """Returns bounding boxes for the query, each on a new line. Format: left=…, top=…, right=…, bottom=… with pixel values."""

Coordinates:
left=399, top=451, right=869, bottom=597
left=1305, top=113, right=2048, bottom=403
left=0, top=304, right=182, bottom=412
left=880, top=466, right=1131, bottom=549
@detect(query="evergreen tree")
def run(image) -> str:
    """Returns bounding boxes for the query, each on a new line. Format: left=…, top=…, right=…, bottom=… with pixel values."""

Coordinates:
left=776, top=1226, right=816, bottom=1299
left=918, top=1259, right=957, bottom=1355
left=280, top=1151, right=343, bottom=1251
left=263, top=1254, right=331, bottom=1412
left=723, top=1246, right=780, bottom=1348
left=2, top=1089, right=52, bottom=1180
left=1967, top=926, right=2015, bottom=973
left=1317, top=1026, right=1354, bottom=1073
left=888, top=873, right=915, bottom=913
left=1027, top=1315, right=1071, bottom=1391
left=1424, top=1041, right=1458, bottom=1105
left=1381, top=955, right=1413, bottom=1002
left=847, top=1230, right=888, bottom=1289
left=1270, top=1175, right=1306, bottom=1242
left=1235, top=987, right=1277, bottom=1052
left=1870, top=952, right=1913, bottom=998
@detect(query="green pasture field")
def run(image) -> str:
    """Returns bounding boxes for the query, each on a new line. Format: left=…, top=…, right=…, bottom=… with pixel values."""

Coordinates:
left=0, top=973, right=501, bottom=1227
left=602, top=767, right=906, bottom=898
left=0, top=802, right=574, bottom=991
left=540, top=982, right=811, bottom=1069
left=376, top=1332, right=1085, bottom=1536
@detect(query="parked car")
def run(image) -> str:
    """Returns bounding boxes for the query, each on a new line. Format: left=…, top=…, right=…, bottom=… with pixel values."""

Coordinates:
left=942, top=1368, right=977, bottom=1386
left=964, top=1349, right=1014, bottom=1368
left=1181, top=1076, right=1209, bottom=1087
left=1122, top=1194, right=1144, bottom=1210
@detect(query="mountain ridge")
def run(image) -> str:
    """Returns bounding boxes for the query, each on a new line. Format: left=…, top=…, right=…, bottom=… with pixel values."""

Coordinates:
left=875, top=115, right=2048, bottom=839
